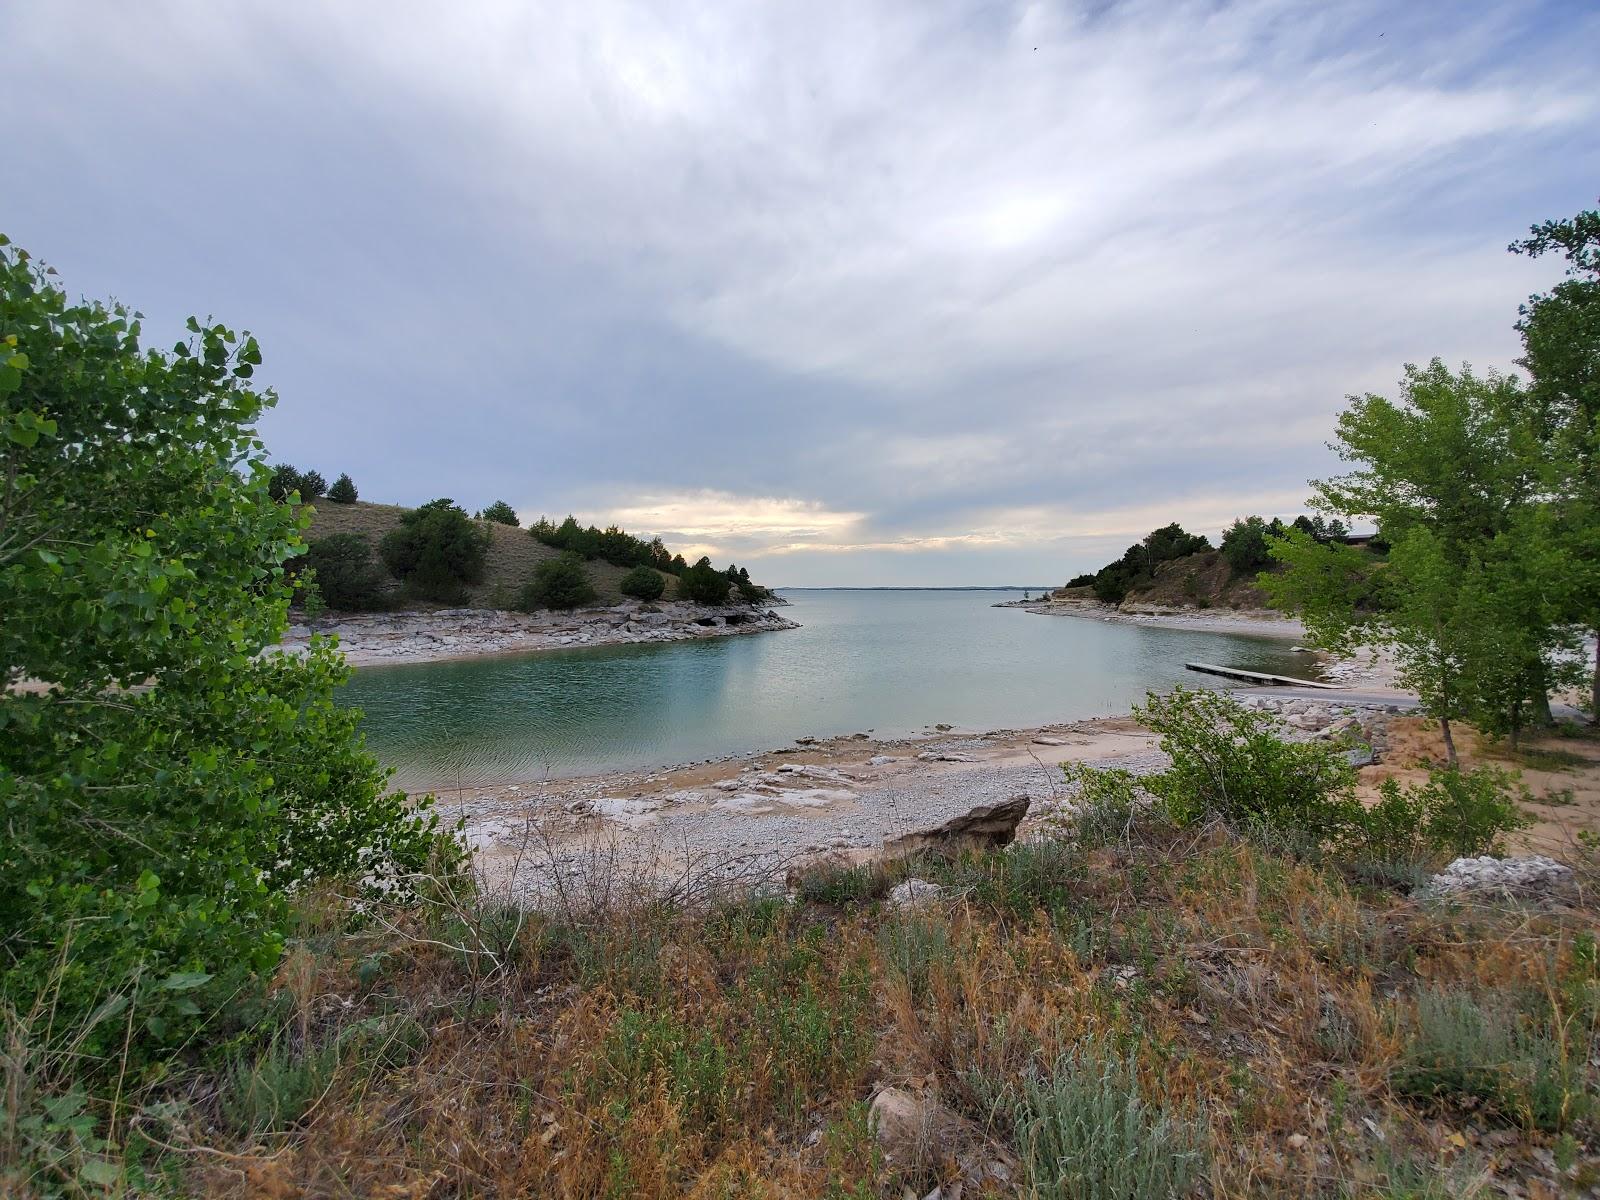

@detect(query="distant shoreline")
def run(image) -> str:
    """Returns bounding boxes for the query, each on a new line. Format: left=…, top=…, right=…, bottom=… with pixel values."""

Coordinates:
left=999, top=596, right=1307, bottom=639
left=279, top=601, right=800, bottom=668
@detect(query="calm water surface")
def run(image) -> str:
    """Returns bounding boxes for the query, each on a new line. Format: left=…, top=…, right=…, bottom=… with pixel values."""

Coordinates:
left=341, top=590, right=1309, bottom=789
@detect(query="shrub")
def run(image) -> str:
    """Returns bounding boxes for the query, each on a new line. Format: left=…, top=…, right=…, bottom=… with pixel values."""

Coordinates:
left=1132, top=687, right=1360, bottom=842
left=477, top=499, right=519, bottom=526
left=327, top=472, right=358, bottom=503
left=679, top=556, right=732, bottom=605
left=297, top=469, right=327, bottom=500
left=619, top=564, right=666, bottom=601
left=521, top=552, right=597, bottom=611
left=0, top=238, right=459, bottom=1070
left=1347, top=766, right=1528, bottom=875
left=268, top=462, right=302, bottom=501
left=1393, top=987, right=1587, bottom=1131
left=991, top=1040, right=1208, bottom=1199
left=302, top=533, right=390, bottom=611
left=378, top=498, right=490, bottom=602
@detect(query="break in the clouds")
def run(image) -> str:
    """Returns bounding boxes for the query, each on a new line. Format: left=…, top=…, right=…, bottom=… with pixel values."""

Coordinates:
left=6, top=1, right=1597, bottom=585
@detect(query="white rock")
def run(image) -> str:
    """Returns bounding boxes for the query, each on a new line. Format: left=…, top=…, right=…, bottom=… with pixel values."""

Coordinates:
left=1428, top=855, right=1573, bottom=895
left=1032, top=736, right=1068, bottom=746
left=888, top=878, right=944, bottom=909
left=868, top=755, right=897, bottom=766
left=587, top=797, right=663, bottom=828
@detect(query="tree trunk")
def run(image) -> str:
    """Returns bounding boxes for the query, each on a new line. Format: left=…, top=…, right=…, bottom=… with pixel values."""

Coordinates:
left=1592, top=630, right=1599, bottom=726
left=1530, top=662, right=1553, bottom=728
left=1439, top=717, right=1458, bottom=767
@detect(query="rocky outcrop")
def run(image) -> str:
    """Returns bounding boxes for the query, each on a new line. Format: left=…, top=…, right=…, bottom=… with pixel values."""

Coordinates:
left=279, top=600, right=799, bottom=666
left=881, top=796, right=1031, bottom=860
left=1427, top=855, right=1575, bottom=898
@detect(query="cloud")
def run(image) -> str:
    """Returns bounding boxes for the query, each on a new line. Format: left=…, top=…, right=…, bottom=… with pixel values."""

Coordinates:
left=5, top=0, right=1597, bottom=586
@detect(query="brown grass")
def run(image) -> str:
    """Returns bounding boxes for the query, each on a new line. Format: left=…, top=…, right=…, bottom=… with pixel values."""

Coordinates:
left=306, top=501, right=671, bottom=608
left=14, top=818, right=1586, bottom=1199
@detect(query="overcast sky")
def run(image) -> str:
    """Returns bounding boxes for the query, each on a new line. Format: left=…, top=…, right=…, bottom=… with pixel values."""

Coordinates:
left=7, top=1, right=1597, bottom=586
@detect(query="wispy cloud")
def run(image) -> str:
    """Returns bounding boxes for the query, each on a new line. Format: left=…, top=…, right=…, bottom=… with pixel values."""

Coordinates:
left=6, top=0, right=1596, bottom=585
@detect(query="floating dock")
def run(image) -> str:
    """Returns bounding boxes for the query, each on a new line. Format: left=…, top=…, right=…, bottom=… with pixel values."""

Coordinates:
left=1184, top=662, right=1345, bottom=690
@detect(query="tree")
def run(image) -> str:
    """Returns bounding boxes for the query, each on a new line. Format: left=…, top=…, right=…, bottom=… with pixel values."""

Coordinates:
left=268, top=462, right=302, bottom=501
left=1264, top=360, right=1571, bottom=762
left=0, top=237, right=454, bottom=1063
left=379, top=498, right=490, bottom=602
left=619, top=564, right=666, bottom=601
left=297, top=468, right=327, bottom=500
left=328, top=472, right=358, bottom=503
left=302, top=533, right=391, bottom=610
left=1220, top=516, right=1282, bottom=574
left=1511, top=204, right=1600, bottom=722
left=478, top=500, right=519, bottom=526
left=522, top=553, right=597, bottom=610
left=679, top=556, right=731, bottom=605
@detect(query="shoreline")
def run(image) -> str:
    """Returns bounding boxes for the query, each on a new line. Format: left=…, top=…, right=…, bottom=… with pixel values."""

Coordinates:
left=279, top=600, right=800, bottom=667
left=997, top=596, right=1307, bottom=639
left=442, top=691, right=1410, bottom=895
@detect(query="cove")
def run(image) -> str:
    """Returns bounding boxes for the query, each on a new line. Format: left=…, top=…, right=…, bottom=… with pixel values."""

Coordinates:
left=338, top=589, right=1311, bottom=790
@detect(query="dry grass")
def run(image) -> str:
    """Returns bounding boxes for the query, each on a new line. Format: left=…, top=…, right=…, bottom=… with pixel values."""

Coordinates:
left=305, top=501, right=668, bottom=608
left=9, top=822, right=1599, bottom=1198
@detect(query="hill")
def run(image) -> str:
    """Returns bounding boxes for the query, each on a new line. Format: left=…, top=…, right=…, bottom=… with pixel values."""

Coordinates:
left=305, top=501, right=677, bottom=609
left=1118, top=547, right=1272, bottom=611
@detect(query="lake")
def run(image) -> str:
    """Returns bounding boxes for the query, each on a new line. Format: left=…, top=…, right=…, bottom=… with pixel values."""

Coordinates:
left=340, top=590, right=1310, bottom=789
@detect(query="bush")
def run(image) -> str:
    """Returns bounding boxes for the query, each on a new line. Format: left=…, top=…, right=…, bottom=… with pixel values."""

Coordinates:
left=268, top=462, right=302, bottom=502
left=679, top=556, right=732, bottom=605
left=297, top=469, right=327, bottom=500
left=988, top=1040, right=1208, bottom=1199
left=1348, top=766, right=1528, bottom=874
left=0, top=238, right=459, bottom=1070
left=1393, top=987, right=1588, bottom=1131
left=619, top=564, right=666, bottom=601
left=1132, top=687, right=1360, bottom=842
left=327, top=472, right=358, bottom=503
left=378, top=498, right=490, bottom=602
left=301, top=533, right=390, bottom=611
left=521, top=552, right=597, bottom=611
left=477, top=499, right=519, bottom=526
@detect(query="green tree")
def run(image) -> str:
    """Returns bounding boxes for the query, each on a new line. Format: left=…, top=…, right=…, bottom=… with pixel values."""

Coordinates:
left=1219, top=516, right=1278, bottom=574
left=0, top=237, right=454, bottom=1062
left=522, top=552, right=597, bottom=610
left=478, top=499, right=520, bottom=526
left=327, top=471, right=358, bottom=503
left=679, top=556, right=731, bottom=605
left=1264, top=360, right=1570, bottom=762
left=302, top=533, right=391, bottom=610
left=1511, top=204, right=1600, bottom=721
left=618, top=564, right=666, bottom=601
left=268, top=462, right=302, bottom=502
left=297, top=468, right=327, bottom=500
left=378, top=498, right=490, bottom=602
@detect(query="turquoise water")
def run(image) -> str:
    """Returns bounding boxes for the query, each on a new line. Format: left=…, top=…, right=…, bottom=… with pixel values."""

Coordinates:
left=340, top=590, right=1309, bottom=789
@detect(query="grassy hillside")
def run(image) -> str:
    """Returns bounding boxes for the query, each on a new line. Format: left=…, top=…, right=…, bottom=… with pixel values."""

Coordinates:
left=305, top=501, right=675, bottom=608
left=1124, top=548, right=1272, bottom=610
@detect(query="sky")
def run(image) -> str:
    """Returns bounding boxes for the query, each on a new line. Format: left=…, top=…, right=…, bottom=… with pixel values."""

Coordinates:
left=6, top=1, right=1598, bottom=586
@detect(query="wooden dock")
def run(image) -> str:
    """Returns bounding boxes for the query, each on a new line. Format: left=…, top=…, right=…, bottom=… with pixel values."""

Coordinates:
left=1184, top=662, right=1345, bottom=690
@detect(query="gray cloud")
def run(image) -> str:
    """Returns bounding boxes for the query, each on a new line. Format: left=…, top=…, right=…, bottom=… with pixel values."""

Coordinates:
left=5, top=0, right=1597, bottom=585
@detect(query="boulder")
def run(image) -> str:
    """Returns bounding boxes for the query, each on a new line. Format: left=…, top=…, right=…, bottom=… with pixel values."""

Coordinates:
left=868, top=1087, right=1018, bottom=1191
left=887, top=878, right=944, bottom=910
left=882, top=796, right=1031, bottom=861
left=1031, top=736, right=1068, bottom=747
left=1427, top=855, right=1574, bottom=897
